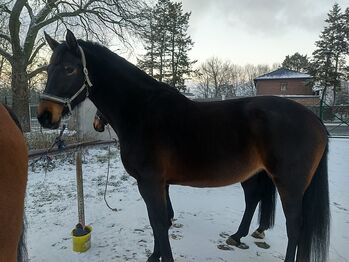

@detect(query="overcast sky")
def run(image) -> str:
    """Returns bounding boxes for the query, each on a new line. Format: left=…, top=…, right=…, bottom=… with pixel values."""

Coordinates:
left=177, top=0, right=348, bottom=66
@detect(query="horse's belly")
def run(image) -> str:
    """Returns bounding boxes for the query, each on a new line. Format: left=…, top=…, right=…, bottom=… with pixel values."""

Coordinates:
left=167, top=165, right=263, bottom=188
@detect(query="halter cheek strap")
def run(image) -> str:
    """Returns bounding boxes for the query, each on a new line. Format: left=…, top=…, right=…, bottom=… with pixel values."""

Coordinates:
left=40, top=45, right=93, bottom=114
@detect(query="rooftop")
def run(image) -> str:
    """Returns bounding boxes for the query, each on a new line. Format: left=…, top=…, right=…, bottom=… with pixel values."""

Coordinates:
left=254, top=68, right=312, bottom=81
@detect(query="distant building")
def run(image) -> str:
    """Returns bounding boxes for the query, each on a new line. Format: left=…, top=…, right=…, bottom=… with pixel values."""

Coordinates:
left=254, top=68, right=319, bottom=106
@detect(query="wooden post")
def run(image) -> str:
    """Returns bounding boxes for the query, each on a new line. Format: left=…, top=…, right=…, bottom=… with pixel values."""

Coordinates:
left=76, top=151, right=85, bottom=227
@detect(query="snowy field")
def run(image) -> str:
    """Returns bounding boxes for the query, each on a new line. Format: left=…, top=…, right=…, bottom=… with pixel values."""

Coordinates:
left=26, top=138, right=349, bottom=262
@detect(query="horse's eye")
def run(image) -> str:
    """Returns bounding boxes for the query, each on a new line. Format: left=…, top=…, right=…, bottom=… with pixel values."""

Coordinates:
left=64, top=66, right=75, bottom=74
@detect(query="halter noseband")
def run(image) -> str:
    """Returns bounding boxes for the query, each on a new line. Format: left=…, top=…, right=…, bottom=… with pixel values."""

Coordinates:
left=40, top=46, right=93, bottom=114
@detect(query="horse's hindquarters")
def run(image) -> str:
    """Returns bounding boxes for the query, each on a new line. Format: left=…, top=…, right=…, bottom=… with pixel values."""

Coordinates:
left=0, top=105, right=28, bottom=262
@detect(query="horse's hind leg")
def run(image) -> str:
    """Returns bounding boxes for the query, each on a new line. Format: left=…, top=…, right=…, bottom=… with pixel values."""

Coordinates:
left=226, top=173, right=262, bottom=249
left=138, top=180, right=174, bottom=262
left=279, top=192, right=303, bottom=262
left=166, top=185, right=174, bottom=226
left=272, top=171, right=304, bottom=262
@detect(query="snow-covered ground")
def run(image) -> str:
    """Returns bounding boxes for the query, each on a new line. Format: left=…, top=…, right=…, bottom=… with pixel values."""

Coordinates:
left=26, top=138, right=349, bottom=262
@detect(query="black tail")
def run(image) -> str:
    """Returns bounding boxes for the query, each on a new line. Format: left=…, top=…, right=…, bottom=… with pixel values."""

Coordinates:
left=257, top=171, right=277, bottom=230
left=297, top=144, right=330, bottom=262
left=17, top=216, right=27, bottom=262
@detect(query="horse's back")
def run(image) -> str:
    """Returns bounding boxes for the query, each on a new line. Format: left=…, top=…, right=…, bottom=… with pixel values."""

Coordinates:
left=0, top=104, right=28, bottom=262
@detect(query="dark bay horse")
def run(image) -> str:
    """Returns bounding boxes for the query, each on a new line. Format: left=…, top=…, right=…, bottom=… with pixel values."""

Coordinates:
left=0, top=104, right=28, bottom=262
left=37, top=30, right=330, bottom=262
left=93, top=109, right=276, bottom=248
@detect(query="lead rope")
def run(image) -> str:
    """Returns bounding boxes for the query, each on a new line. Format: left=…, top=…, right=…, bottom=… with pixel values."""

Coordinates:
left=103, top=125, right=118, bottom=212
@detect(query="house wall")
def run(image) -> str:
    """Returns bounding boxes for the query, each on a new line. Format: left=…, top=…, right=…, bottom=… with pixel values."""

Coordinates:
left=287, top=96, right=320, bottom=106
left=256, top=79, right=313, bottom=95
left=68, top=99, right=118, bottom=140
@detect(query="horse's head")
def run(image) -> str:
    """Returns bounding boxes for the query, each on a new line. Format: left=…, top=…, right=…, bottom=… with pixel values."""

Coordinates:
left=93, top=111, right=108, bottom=132
left=37, top=30, right=92, bottom=129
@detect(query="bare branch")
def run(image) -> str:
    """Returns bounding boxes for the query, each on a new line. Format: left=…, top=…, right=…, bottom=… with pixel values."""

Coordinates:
left=0, top=3, right=11, bottom=14
left=0, top=33, right=11, bottom=43
left=24, top=2, right=34, bottom=21
left=0, top=47, right=13, bottom=64
left=28, top=41, right=46, bottom=65
left=28, top=64, right=47, bottom=79
left=34, top=0, right=61, bottom=25
left=9, top=0, right=27, bottom=54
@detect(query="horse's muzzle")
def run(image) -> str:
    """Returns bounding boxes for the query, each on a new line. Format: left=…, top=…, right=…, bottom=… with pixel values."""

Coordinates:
left=93, top=119, right=105, bottom=132
left=37, top=100, right=63, bottom=129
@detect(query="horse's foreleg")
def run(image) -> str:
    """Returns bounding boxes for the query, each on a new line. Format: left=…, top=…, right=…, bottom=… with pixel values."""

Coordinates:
left=138, top=180, right=174, bottom=262
left=226, top=175, right=261, bottom=249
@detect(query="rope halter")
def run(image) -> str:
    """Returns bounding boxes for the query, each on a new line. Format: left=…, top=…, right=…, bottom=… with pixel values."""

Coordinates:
left=40, top=45, right=93, bottom=114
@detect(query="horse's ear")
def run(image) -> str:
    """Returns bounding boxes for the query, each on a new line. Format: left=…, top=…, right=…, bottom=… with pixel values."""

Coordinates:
left=66, top=29, right=78, bottom=50
left=44, top=32, right=59, bottom=51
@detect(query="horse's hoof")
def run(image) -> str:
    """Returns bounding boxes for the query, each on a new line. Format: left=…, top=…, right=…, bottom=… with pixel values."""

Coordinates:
left=251, top=230, right=265, bottom=239
left=226, top=237, right=249, bottom=249
left=146, top=255, right=160, bottom=262
left=254, top=241, right=270, bottom=249
left=147, top=258, right=160, bottom=262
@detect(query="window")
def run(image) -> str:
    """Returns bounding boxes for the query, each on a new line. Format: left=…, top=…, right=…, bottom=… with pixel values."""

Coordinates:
left=280, top=83, right=288, bottom=92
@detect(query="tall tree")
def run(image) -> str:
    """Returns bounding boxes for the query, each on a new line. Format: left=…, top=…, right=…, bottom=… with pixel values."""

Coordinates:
left=311, top=3, right=349, bottom=104
left=282, top=53, right=310, bottom=72
left=343, top=7, right=349, bottom=80
left=0, top=0, right=146, bottom=131
left=138, top=0, right=195, bottom=91
left=167, top=2, right=196, bottom=91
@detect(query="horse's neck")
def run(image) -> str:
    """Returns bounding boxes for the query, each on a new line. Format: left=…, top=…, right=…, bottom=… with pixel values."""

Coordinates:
left=87, top=57, right=156, bottom=138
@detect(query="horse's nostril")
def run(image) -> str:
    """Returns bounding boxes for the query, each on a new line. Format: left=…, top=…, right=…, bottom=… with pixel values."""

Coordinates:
left=37, top=111, right=52, bottom=127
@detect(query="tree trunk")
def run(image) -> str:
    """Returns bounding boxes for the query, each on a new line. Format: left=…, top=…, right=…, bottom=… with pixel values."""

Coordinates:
left=11, top=58, right=30, bottom=132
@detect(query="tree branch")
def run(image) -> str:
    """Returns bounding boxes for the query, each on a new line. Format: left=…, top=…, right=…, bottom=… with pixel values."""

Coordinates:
left=34, top=0, right=61, bottom=25
left=34, top=9, right=86, bottom=30
left=24, top=2, right=34, bottom=21
left=9, top=0, right=27, bottom=54
left=0, top=33, right=11, bottom=43
left=28, top=64, right=47, bottom=79
left=0, top=3, right=11, bottom=14
left=28, top=41, right=45, bottom=65
left=0, top=46, right=13, bottom=64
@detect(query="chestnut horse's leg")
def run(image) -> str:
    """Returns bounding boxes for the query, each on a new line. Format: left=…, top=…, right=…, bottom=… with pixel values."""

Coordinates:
left=138, top=180, right=174, bottom=262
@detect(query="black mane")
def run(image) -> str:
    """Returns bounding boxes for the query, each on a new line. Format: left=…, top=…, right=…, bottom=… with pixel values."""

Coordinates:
left=77, top=40, right=181, bottom=96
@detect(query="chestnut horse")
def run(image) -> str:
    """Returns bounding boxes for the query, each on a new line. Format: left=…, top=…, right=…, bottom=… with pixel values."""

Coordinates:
left=93, top=110, right=276, bottom=248
left=38, top=30, right=329, bottom=262
left=0, top=104, right=28, bottom=262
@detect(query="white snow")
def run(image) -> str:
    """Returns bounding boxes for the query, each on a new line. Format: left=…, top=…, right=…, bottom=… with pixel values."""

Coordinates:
left=26, top=138, right=349, bottom=261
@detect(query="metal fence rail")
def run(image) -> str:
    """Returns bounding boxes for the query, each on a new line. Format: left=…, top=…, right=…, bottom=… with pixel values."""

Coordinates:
left=28, top=139, right=116, bottom=160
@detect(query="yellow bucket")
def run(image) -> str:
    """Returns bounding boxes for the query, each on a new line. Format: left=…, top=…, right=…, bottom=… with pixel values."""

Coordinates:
left=71, top=225, right=92, bottom=252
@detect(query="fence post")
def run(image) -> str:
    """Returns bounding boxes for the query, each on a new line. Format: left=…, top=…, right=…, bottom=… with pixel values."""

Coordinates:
left=76, top=151, right=85, bottom=227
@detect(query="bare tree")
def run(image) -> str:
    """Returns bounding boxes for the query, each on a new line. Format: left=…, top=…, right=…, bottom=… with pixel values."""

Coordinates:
left=243, top=64, right=279, bottom=96
left=0, top=0, right=147, bottom=131
left=195, top=58, right=280, bottom=98
left=196, top=57, right=232, bottom=98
